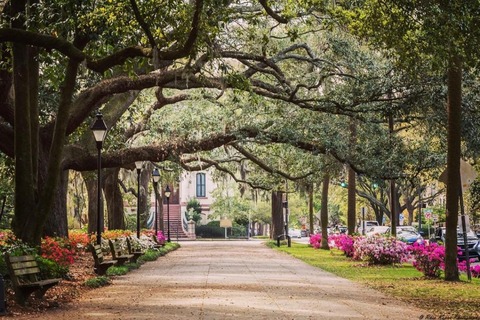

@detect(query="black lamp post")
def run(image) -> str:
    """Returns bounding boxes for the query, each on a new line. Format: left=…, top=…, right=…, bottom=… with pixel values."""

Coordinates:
left=135, top=161, right=143, bottom=238
left=165, top=185, right=171, bottom=242
left=90, top=112, right=108, bottom=245
left=152, top=168, right=160, bottom=236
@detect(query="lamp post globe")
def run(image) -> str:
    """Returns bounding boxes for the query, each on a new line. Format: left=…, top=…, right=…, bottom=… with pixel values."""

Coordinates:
left=165, top=185, right=171, bottom=242
left=90, top=112, right=108, bottom=245
left=152, top=168, right=160, bottom=236
left=135, top=161, right=143, bottom=238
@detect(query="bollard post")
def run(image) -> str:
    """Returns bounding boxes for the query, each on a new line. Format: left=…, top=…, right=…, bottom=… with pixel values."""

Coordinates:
left=0, top=273, right=6, bottom=315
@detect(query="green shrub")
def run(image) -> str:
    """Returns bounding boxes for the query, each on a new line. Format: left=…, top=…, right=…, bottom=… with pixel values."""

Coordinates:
left=84, top=276, right=111, bottom=288
left=138, top=249, right=162, bottom=262
left=36, top=256, right=70, bottom=279
left=106, top=265, right=129, bottom=276
left=165, top=242, right=180, bottom=251
left=125, top=262, right=140, bottom=270
left=0, top=256, right=7, bottom=277
left=196, top=225, right=225, bottom=238
left=0, top=237, right=36, bottom=256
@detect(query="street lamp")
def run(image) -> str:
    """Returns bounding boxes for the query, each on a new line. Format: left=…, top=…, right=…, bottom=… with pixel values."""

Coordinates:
left=164, top=185, right=171, bottom=242
left=135, top=161, right=143, bottom=238
left=90, top=112, right=108, bottom=245
left=152, top=168, right=160, bottom=236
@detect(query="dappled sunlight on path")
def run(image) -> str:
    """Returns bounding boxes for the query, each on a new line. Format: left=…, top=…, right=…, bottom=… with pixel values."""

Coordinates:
left=12, top=240, right=428, bottom=319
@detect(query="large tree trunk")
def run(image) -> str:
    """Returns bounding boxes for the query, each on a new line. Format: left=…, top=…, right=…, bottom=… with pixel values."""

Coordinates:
left=44, top=169, right=69, bottom=237
left=320, top=175, right=330, bottom=250
left=11, top=0, right=38, bottom=244
left=83, top=172, right=104, bottom=235
left=388, top=112, right=397, bottom=236
left=347, top=166, right=356, bottom=234
left=444, top=56, right=462, bottom=281
left=11, top=0, right=80, bottom=245
left=271, top=191, right=284, bottom=239
left=308, top=183, right=314, bottom=234
left=104, top=168, right=125, bottom=230
left=347, top=120, right=357, bottom=234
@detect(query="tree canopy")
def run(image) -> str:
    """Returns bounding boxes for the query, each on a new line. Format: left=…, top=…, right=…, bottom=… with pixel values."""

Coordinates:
left=2, top=1, right=480, bottom=283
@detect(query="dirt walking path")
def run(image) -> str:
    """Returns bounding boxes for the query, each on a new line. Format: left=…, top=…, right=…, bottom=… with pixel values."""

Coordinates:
left=8, top=240, right=427, bottom=319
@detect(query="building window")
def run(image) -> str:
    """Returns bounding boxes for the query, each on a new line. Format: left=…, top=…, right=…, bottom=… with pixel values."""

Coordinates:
left=196, top=173, right=206, bottom=197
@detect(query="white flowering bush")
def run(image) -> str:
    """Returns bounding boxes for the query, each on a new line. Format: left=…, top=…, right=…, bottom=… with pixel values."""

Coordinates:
left=353, top=235, right=409, bottom=265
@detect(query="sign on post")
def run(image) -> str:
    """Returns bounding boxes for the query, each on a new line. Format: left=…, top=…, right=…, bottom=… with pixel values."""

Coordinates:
left=424, top=209, right=432, bottom=220
left=220, top=219, right=232, bottom=239
left=220, top=219, right=232, bottom=228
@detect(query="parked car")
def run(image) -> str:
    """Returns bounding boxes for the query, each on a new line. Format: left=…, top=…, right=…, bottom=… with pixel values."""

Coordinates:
left=338, top=226, right=348, bottom=234
left=288, top=229, right=302, bottom=238
left=357, top=220, right=380, bottom=235
left=300, top=229, right=310, bottom=237
left=390, top=226, right=424, bottom=244
left=365, top=226, right=389, bottom=237
left=431, top=227, right=480, bottom=261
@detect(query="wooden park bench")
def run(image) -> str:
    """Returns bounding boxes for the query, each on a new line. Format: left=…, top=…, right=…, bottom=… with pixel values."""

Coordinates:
left=4, top=253, right=61, bottom=306
left=108, top=239, right=135, bottom=265
left=126, top=237, right=144, bottom=263
left=88, top=244, right=117, bottom=275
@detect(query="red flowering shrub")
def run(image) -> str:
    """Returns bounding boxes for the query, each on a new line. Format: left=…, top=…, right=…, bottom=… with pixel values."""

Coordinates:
left=103, top=229, right=133, bottom=240
left=142, top=229, right=155, bottom=237
left=41, top=236, right=75, bottom=266
left=0, top=230, right=16, bottom=246
left=68, top=230, right=91, bottom=253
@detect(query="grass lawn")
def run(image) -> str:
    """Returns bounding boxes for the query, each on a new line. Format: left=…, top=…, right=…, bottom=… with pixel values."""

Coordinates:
left=269, top=241, right=480, bottom=319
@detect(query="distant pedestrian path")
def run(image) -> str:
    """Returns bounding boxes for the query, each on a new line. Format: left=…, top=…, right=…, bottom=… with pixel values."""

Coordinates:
left=20, top=240, right=427, bottom=319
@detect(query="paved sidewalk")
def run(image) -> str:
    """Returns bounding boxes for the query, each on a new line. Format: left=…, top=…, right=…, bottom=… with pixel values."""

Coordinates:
left=20, top=240, right=427, bottom=319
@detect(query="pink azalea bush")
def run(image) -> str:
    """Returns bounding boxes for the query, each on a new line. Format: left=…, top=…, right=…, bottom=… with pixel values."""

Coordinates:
left=407, top=242, right=445, bottom=278
left=471, top=265, right=480, bottom=278
left=458, top=259, right=480, bottom=278
left=354, top=235, right=408, bottom=265
left=156, top=230, right=166, bottom=244
left=329, top=234, right=356, bottom=258
left=309, top=233, right=322, bottom=249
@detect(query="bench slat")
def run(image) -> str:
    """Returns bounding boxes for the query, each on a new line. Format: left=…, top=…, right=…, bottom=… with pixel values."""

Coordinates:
left=13, top=266, right=41, bottom=276
left=10, top=260, right=38, bottom=269
left=8, top=255, right=36, bottom=263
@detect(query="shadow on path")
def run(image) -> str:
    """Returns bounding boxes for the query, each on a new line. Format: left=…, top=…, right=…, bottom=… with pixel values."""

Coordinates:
left=13, top=240, right=427, bottom=319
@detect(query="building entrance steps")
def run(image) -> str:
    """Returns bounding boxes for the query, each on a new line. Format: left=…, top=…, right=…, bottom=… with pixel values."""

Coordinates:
left=25, top=240, right=428, bottom=319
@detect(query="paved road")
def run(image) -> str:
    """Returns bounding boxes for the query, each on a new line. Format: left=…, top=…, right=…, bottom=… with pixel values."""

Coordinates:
left=19, top=240, right=428, bottom=319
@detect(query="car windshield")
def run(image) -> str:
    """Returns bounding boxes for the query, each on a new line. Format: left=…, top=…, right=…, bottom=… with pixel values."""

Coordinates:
left=397, top=229, right=419, bottom=236
left=457, top=231, right=478, bottom=239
